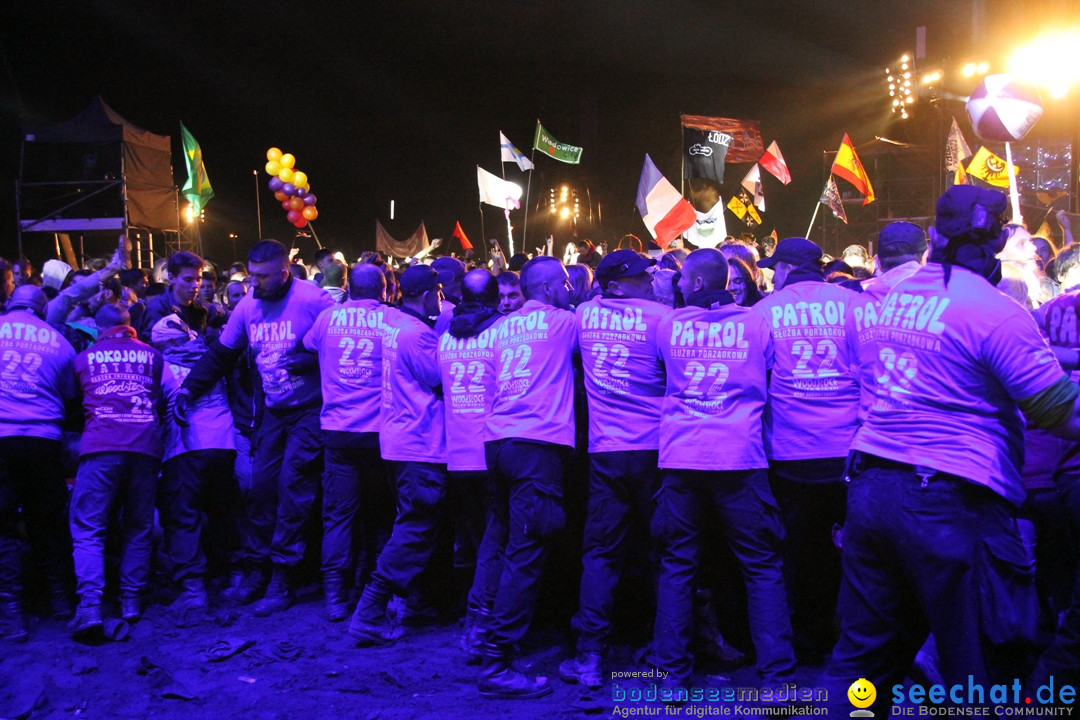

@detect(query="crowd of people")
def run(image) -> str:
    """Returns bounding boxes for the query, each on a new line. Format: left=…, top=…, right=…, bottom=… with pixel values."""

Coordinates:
left=1, top=184, right=1079, bottom=710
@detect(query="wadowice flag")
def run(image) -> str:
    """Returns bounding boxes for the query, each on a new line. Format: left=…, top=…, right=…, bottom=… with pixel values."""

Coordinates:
left=533, top=123, right=582, bottom=164
left=831, top=133, right=875, bottom=204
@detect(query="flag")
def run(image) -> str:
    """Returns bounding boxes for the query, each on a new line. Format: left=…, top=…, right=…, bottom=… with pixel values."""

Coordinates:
left=759, top=140, right=792, bottom=184
left=741, top=164, right=765, bottom=212
left=533, top=123, right=582, bottom=164
left=682, top=126, right=730, bottom=183
left=738, top=191, right=761, bottom=226
left=945, top=117, right=972, bottom=172
left=820, top=177, right=848, bottom=224
left=477, top=166, right=523, bottom=209
left=954, top=163, right=969, bottom=186
left=831, top=133, right=875, bottom=205
left=499, top=131, right=534, bottom=172
left=680, top=115, right=764, bottom=163
left=966, top=146, right=1017, bottom=188
left=635, top=154, right=697, bottom=249
left=452, top=221, right=473, bottom=251
left=376, top=219, right=429, bottom=259
left=685, top=197, right=728, bottom=249
left=727, top=195, right=747, bottom=220
left=180, top=123, right=213, bottom=213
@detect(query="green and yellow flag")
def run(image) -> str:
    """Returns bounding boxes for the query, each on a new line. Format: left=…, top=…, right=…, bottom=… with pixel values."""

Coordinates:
left=533, top=122, right=582, bottom=164
left=181, top=123, right=214, bottom=213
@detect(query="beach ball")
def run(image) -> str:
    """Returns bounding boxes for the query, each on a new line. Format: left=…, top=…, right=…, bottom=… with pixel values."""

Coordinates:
left=966, top=74, right=1043, bottom=142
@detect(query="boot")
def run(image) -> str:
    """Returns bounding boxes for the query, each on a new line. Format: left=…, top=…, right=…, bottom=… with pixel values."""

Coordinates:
left=69, top=595, right=104, bottom=639
left=173, top=576, right=209, bottom=612
left=558, top=651, right=602, bottom=689
left=222, top=564, right=269, bottom=606
left=47, top=579, right=75, bottom=621
left=459, top=605, right=489, bottom=664
left=0, top=592, right=28, bottom=643
left=323, top=571, right=350, bottom=623
left=478, top=642, right=552, bottom=699
left=348, top=583, right=401, bottom=646
left=253, top=565, right=294, bottom=617
left=120, top=594, right=141, bottom=622
left=692, top=587, right=747, bottom=668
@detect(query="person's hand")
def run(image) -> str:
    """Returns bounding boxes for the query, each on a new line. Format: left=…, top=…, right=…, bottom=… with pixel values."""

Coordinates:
left=430, top=238, right=443, bottom=249
left=86, top=288, right=114, bottom=315
left=173, top=389, right=192, bottom=427
left=106, top=236, right=127, bottom=273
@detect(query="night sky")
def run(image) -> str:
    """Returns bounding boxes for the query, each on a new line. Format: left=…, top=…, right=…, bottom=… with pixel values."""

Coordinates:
left=0, top=0, right=1066, bottom=266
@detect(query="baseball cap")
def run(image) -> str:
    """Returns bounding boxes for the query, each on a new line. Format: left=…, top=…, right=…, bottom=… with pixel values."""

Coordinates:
left=757, top=237, right=823, bottom=269
left=431, top=256, right=466, bottom=281
left=41, top=259, right=72, bottom=291
left=595, top=249, right=656, bottom=289
left=6, top=284, right=49, bottom=318
left=878, top=221, right=928, bottom=258
left=400, top=264, right=454, bottom=297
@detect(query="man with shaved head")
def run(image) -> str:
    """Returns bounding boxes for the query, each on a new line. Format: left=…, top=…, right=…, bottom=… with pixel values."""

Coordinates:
left=302, top=263, right=390, bottom=621
left=477, top=256, right=577, bottom=699
left=652, top=248, right=796, bottom=693
left=0, top=286, right=79, bottom=640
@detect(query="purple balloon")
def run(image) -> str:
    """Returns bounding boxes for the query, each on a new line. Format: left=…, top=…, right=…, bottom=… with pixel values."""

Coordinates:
left=281, top=182, right=296, bottom=196
left=268, top=176, right=284, bottom=192
left=295, top=187, right=308, bottom=198
left=304, top=193, right=318, bottom=206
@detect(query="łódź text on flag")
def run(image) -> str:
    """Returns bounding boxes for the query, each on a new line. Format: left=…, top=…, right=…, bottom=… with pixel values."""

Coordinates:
left=453, top=221, right=473, bottom=251
left=636, top=154, right=697, bottom=249
left=966, top=146, right=1016, bottom=188
left=681, top=114, right=764, bottom=183
left=500, top=132, right=534, bottom=172
left=820, top=177, right=848, bottom=224
left=533, top=123, right=582, bottom=164
left=759, top=140, right=792, bottom=184
left=181, top=123, right=213, bottom=214
left=741, top=164, right=765, bottom=212
left=945, top=117, right=972, bottom=172
left=831, top=133, right=875, bottom=204
left=477, top=166, right=523, bottom=209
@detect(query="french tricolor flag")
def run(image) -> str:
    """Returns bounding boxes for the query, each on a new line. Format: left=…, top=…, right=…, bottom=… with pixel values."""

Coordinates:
left=636, top=154, right=697, bottom=249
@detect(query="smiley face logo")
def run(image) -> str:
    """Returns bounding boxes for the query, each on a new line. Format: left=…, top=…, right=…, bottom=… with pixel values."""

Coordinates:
left=848, top=678, right=876, bottom=709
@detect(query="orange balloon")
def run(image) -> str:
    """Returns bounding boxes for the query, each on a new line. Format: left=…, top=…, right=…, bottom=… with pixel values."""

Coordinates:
left=302, top=206, right=319, bottom=221
left=265, top=160, right=281, bottom=175
left=274, top=191, right=288, bottom=202
left=289, top=197, right=305, bottom=211
left=280, top=153, right=296, bottom=169
left=278, top=167, right=295, bottom=183
left=266, top=147, right=283, bottom=162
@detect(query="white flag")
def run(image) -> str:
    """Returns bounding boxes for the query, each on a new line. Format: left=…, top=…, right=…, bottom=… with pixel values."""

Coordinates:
left=477, top=166, right=522, bottom=209
left=741, top=164, right=765, bottom=212
left=499, top=132, right=534, bottom=172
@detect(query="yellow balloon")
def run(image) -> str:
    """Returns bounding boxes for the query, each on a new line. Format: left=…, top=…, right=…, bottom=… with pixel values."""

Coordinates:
left=280, top=153, right=296, bottom=169
left=292, top=171, right=308, bottom=188
left=266, top=147, right=283, bottom=162
left=278, top=167, right=295, bottom=183
left=265, top=160, right=281, bottom=176
left=298, top=182, right=310, bottom=192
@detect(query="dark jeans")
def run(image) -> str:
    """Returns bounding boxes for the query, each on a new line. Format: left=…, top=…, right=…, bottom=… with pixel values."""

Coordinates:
left=321, top=431, right=389, bottom=578
left=369, top=461, right=448, bottom=596
left=651, top=468, right=795, bottom=685
left=248, top=404, right=323, bottom=566
left=453, top=471, right=503, bottom=614
left=449, top=470, right=491, bottom=570
left=572, top=450, right=659, bottom=653
left=70, top=452, right=159, bottom=601
left=769, top=457, right=847, bottom=659
left=159, top=449, right=241, bottom=582
left=0, top=436, right=72, bottom=596
left=822, top=457, right=1023, bottom=716
left=483, top=439, right=567, bottom=648
left=1031, top=472, right=1080, bottom=686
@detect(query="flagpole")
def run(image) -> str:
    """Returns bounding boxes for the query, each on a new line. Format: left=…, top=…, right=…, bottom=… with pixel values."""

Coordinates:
left=253, top=170, right=263, bottom=239
left=479, top=203, right=486, bottom=254
left=805, top=202, right=822, bottom=239
left=307, top=221, right=324, bottom=250
left=523, top=120, right=539, bottom=249
left=1005, top=141, right=1023, bottom=225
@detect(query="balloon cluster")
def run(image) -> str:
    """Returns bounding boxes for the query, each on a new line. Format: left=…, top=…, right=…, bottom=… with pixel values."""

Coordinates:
left=265, top=147, right=319, bottom=228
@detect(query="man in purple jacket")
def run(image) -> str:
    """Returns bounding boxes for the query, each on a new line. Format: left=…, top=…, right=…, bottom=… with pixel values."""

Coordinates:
left=70, top=304, right=164, bottom=637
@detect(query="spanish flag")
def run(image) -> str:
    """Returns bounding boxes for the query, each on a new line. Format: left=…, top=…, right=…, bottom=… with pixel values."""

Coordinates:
left=831, top=134, right=875, bottom=205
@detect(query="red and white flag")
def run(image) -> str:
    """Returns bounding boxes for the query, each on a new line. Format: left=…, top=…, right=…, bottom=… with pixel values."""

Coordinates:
left=635, top=154, right=697, bottom=249
left=759, top=140, right=792, bottom=185
left=741, top=164, right=766, bottom=212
